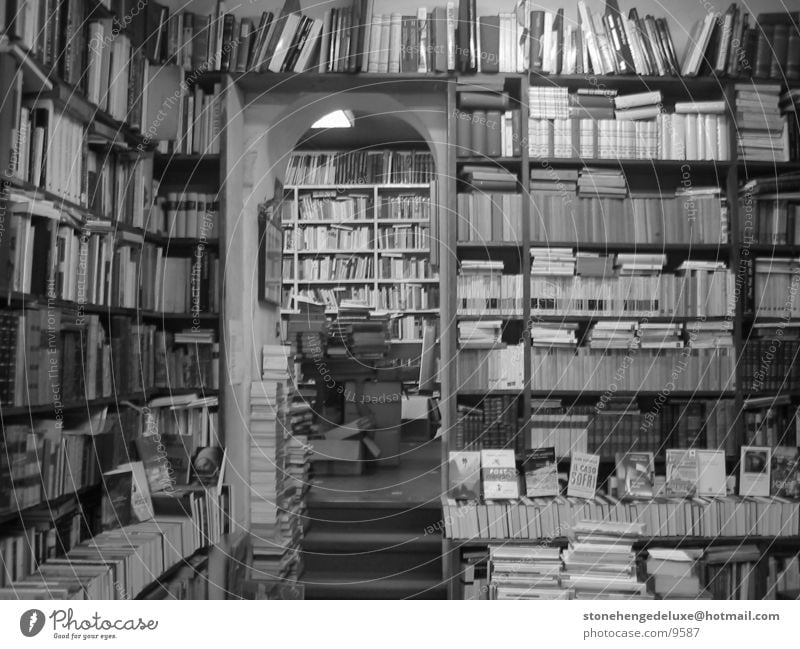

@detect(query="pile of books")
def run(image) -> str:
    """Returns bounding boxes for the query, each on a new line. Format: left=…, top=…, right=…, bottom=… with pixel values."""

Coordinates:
left=614, top=90, right=662, bottom=121
left=326, top=308, right=390, bottom=360
left=562, top=520, right=650, bottom=599
left=283, top=298, right=327, bottom=359
left=458, top=320, right=502, bottom=346
left=459, top=166, right=518, bottom=191
left=736, top=83, right=788, bottom=162
left=646, top=548, right=707, bottom=599
left=488, top=545, right=568, bottom=599
left=530, top=248, right=576, bottom=275
left=586, top=321, right=638, bottom=350
left=615, top=253, right=665, bottom=275
left=578, top=169, right=626, bottom=198
left=637, top=322, right=683, bottom=349
left=530, top=323, right=579, bottom=347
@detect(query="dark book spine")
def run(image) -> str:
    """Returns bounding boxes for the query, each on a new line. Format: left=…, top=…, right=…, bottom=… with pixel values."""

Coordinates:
left=754, top=25, right=773, bottom=78
left=787, top=29, right=800, bottom=80
left=220, top=14, right=235, bottom=71
left=530, top=11, right=544, bottom=71
left=770, top=23, right=789, bottom=78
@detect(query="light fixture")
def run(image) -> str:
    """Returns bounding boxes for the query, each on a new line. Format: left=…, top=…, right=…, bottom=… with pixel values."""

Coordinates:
left=311, top=109, right=355, bottom=129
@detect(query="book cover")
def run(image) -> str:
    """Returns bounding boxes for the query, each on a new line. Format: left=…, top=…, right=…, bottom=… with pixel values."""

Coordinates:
left=567, top=451, right=600, bottom=498
left=117, top=461, right=154, bottom=522
left=770, top=446, right=800, bottom=498
left=665, top=449, right=698, bottom=497
left=739, top=445, right=771, bottom=497
left=615, top=451, right=654, bottom=499
left=448, top=451, right=481, bottom=500
left=100, top=468, right=133, bottom=531
left=523, top=447, right=558, bottom=497
left=480, top=449, right=519, bottom=499
left=190, top=446, right=225, bottom=485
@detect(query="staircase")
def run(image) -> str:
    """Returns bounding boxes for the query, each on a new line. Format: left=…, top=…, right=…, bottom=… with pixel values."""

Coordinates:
left=301, top=501, right=447, bottom=599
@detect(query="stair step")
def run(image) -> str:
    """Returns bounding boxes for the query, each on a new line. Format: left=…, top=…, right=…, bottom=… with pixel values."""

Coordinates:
left=303, top=530, right=442, bottom=554
left=303, top=573, right=447, bottom=600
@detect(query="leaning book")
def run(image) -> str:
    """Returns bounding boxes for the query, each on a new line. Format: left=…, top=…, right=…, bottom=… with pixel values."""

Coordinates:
left=616, top=451, right=655, bottom=499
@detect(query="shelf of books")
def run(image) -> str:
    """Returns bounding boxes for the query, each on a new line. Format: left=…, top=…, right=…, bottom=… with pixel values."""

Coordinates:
left=0, top=0, right=228, bottom=599
left=434, top=3, right=800, bottom=600
left=281, top=149, right=439, bottom=345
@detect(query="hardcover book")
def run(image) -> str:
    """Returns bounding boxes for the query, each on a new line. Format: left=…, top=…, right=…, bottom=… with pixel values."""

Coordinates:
left=770, top=446, right=800, bottom=498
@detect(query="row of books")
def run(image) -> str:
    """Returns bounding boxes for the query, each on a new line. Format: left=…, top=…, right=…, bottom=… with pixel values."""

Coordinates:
left=736, top=84, right=794, bottom=162
left=740, top=193, right=800, bottom=245
left=285, top=151, right=435, bottom=186
left=741, top=336, right=800, bottom=393
left=456, top=343, right=525, bottom=390
left=151, top=75, right=223, bottom=156
left=454, top=397, right=523, bottom=452
left=744, top=401, right=800, bottom=448
left=749, top=257, right=800, bottom=318
left=286, top=225, right=373, bottom=251
left=390, top=315, right=433, bottom=341
left=288, top=284, right=440, bottom=311
left=287, top=257, right=374, bottom=282
left=0, top=309, right=218, bottom=407
left=154, top=192, right=221, bottom=240
left=528, top=113, right=730, bottom=161
left=442, top=493, right=800, bottom=541
left=11, top=101, right=85, bottom=204
left=455, top=108, right=523, bottom=158
left=379, top=257, right=436, bottom=280
left=530, top=186, right=728, bottom=244
left=86, top=151, right=154, bottom=229
left=531, top=270, right=734, bottom=317
left=288, top=193, right=432, bottom=223
left=457, top=265, right=524, bottom=315
left=456, top=192, right=523, bottom=243
left=4, top=209, right=219, bottom=313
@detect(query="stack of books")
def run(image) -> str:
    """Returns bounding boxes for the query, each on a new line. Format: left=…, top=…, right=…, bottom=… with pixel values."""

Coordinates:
left=636, top=322, right=683, bottom=349
left=326, top=308, right=390, bottom=360
left=646, top=548, right=707, bottom=599
left=736, top=83, right=788, bottom=162
left=615, top=253, right=665, bottom=275
left=578, top=169, right=627, bottom=198
left=488, top=545, right=569, bottom=599
left=530, top=248, right=576, bottom=275
left=562, top=520, right=650, bottom=599
left=530, top=323, right=579, bottom=348
left=614, top=90, right=663, bottom=121
left=459, top=166, right=518, bottom=191
left=458, top=320, right=502, bottom=346
left=587, top=321, right=639, bottom=350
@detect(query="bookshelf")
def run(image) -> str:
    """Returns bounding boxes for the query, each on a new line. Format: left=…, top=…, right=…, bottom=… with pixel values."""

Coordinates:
left=0, top=0, right=229, bottom=599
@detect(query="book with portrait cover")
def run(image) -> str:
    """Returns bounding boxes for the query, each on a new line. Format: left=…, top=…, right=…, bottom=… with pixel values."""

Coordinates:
left=448, top=451, right=481, bottom=500
left=616, top=451, right=655, bottom=499
left=770, top=447, right=800, bottom=497
left=523, top=447, right=559, bottom=497
left=480, top=449, right=519, bottom=499
left=739, top=446, right=772, bottom=497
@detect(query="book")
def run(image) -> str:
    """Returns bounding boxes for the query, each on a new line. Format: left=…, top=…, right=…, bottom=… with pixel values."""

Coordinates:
left=523, top=447, right=559, bottom=497
left=739, top=446, right=772, bottom=497
left=448, top=451, right=481, bottom=500
left=480, top=449, right=519, bottom=499
left=665, top=449, right=698, bottom=497
left=770, top=447, right=800, bottom=498
left=567, top=452, right=600, bottom=498
left=615, top=451, right=655, bottom=499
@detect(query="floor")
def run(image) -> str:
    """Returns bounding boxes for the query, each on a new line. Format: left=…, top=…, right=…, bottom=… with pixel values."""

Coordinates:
left=308, top=438, right=442, bottom=508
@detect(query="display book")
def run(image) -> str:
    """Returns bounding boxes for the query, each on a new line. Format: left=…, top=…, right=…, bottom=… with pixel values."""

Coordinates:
left=133, top=0, right=798, bottom=80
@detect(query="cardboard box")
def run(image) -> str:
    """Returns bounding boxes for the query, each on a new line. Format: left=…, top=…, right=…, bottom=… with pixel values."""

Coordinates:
left=370, top=426, right=401, bottom=467
left=309, top=438, right=364, bottom=476
left=400, top=396, right=434, bottom=442
left=343, top=380, right=402, bottom=428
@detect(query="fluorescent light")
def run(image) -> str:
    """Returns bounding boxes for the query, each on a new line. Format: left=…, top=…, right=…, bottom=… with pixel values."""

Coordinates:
left=311, top=110, right=354, bottom=129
